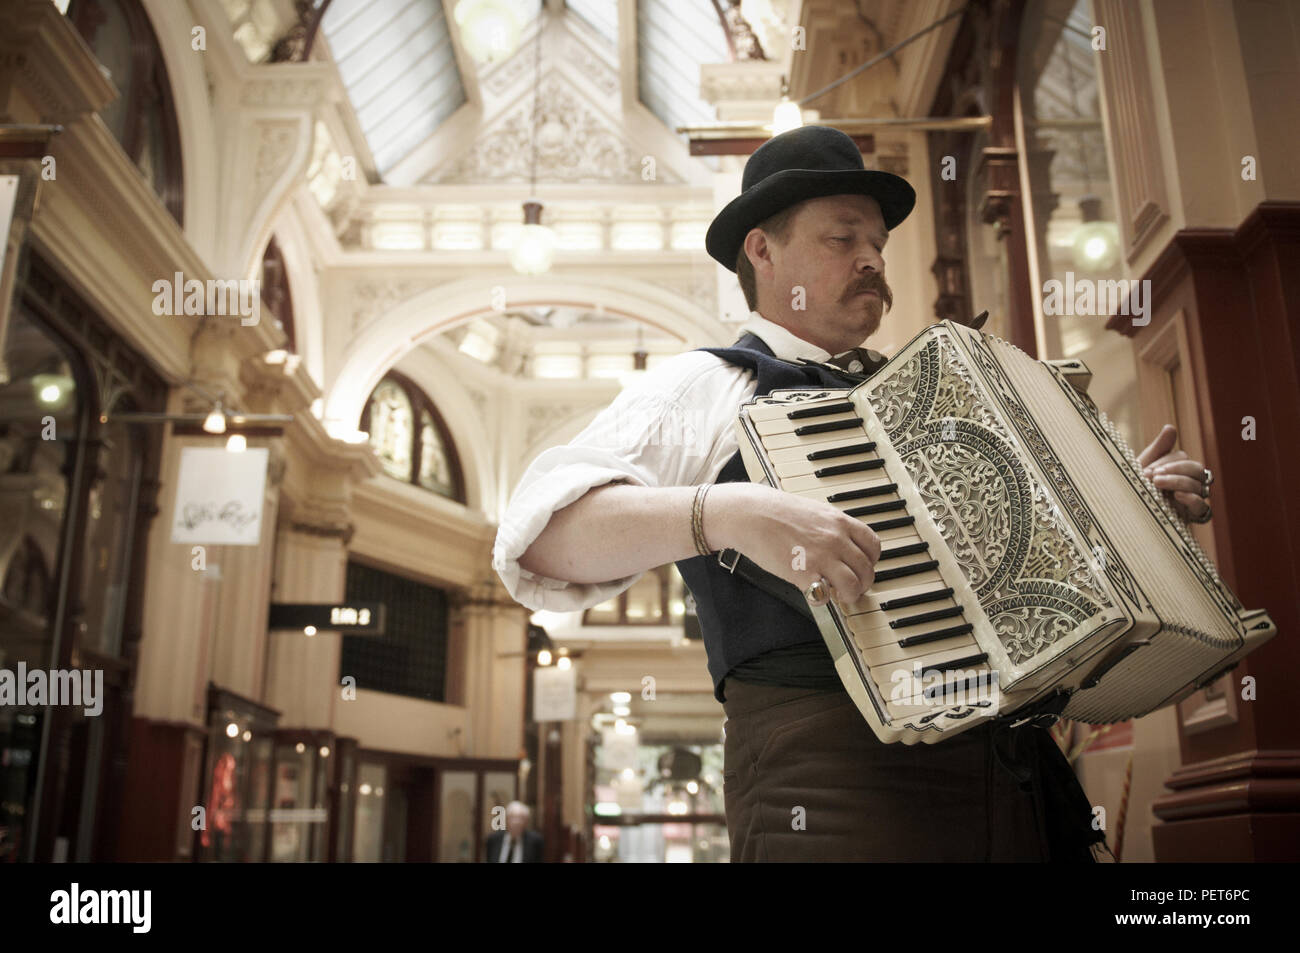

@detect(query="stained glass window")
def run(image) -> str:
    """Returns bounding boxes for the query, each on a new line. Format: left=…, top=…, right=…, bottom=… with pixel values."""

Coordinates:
left=367, top=380, right=414, bottom=481
left=417, top=410, right=455, bottom=497
left=361, top=372, right=464, bottom=502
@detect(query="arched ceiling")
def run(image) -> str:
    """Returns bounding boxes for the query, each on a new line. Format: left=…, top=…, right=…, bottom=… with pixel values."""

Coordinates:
left=316, top=0, right=748, bottom=183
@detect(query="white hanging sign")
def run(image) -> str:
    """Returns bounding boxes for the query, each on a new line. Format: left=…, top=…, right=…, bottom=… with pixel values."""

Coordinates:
left=533, top=665, right=576, bottom=722
left=170, top=446, right=269, bottom=546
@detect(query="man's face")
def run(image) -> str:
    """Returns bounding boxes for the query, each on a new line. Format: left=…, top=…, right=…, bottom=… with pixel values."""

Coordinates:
left=752, top=193, right=893, bottom=354
left=506, top=809, right=528, bottom=836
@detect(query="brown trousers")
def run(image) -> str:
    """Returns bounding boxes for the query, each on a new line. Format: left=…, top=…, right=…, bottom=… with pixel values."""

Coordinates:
left=722, top=679, right=1053, bottom=862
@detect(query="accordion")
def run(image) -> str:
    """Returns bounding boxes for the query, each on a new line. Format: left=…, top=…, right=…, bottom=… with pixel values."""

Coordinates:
left=735, top=321, right=1276, bottom=745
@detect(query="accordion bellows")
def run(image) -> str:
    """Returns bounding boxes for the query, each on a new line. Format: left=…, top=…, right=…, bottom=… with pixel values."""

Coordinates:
left=736, top=322, right=1276, bottom=744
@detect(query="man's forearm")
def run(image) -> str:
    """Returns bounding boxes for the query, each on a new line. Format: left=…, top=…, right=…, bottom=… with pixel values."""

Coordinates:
left=518, top=483, right=721, bottom=584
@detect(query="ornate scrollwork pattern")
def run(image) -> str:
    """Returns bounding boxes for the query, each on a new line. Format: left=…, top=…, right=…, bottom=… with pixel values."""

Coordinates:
left=870, top=330, right=1113, bottom=667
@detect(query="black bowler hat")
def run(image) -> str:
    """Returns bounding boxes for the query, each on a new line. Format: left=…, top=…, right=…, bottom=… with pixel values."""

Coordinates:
left=705, top=125, right=916, bottom=271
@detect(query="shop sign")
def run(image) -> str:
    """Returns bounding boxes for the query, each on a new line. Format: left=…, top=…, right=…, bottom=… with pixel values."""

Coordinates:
left=267, top=603, right=386, bottom=635
left=170, top=447, right=268, bottom=545
left=533, top=665, right=576, bottom=721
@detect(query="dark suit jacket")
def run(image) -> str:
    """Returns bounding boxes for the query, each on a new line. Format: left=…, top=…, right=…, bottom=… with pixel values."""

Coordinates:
left=485, top=829, right=544, bottom=863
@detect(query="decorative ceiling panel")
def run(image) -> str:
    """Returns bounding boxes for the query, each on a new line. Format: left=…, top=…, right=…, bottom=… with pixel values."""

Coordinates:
left=567, top=0, right=618, bottom=47
left=636, top=0, right=730, bottom=134
left=321, top=0, right=468, bottom=174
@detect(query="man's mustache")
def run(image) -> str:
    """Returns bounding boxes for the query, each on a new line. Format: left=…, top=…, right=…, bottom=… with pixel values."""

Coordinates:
left=846, top=273, right=893, bottom=311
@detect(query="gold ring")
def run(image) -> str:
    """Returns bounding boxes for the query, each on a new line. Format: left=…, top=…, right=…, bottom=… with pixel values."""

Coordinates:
left=804, top=577, right=831, bottom=607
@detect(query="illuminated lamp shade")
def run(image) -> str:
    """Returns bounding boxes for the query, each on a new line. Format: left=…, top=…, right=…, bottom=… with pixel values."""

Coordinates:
left=772, top=97, right=803, bottom=135
left=202, top=401, right=227, bottom=434
left=31, top=373, right=73, bottom=410
left=510, top=201, right=557, bottom=275
left=1071, top=194, right=1120, bottom=272
left=225, top=433, right=247, bottom=453
left=454, top=0, right=523, bottom=65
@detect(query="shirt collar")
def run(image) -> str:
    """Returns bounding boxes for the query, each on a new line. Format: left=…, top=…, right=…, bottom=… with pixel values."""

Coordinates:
left=737, top=312, right=835, bottom=363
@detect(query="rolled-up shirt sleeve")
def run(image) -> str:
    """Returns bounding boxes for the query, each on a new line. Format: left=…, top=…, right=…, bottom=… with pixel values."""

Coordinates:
left=492, top=352, right=750, bottom=611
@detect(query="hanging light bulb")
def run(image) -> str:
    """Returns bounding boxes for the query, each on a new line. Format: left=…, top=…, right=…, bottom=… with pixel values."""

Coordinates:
left=1071, top=194, right=1120, bottom=271
left=225, top=433, right=247, bottom=452
left=772, top=96, right=803, bottom=135
left=453, top=0, right=523, bottom=64
left=511, top=15, right=556, bottom=275
left=772, top=75, right=802, bottom=136
left=511, top=201, right=557, bottom=275
left=202, top=401, right=227, bottom=434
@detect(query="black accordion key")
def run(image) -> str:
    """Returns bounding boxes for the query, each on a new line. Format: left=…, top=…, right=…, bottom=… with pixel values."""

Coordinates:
left=826, top=483, right=897, bottom=502
left=793, top=418, right=862, bottom=437
left=845, top=499, right=907, bottom=518
left=806, top=442, right=876, bottom=460
left=924, top=671, right=995, bottom=700
left=897, top=623, right=974, bottom=648
left=920, top=652, right=988, bottom=673
left=868, top=515, right=915, bottom=532
left=787, top=401, right=855, bottom=420
left=879, top=587, right=953, bottom=611
left=814, top=459, right=886, bottom=478
left=889, top=605, right=963, bottom=629
left=873, top=558, right=939, bottom=582
left=879, top=541, right=929, bottom=561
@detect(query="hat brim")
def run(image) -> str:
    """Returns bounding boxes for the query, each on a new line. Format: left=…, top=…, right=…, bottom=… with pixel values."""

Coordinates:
left=705, top=168, right=916, bottom=271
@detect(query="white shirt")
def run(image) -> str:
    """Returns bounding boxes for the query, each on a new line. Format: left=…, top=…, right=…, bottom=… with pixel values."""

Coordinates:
left=491, top=312, right=839, bottom=613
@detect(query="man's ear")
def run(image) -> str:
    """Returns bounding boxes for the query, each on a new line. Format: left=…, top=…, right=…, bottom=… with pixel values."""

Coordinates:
left=743, top=228, right=774, bottom=275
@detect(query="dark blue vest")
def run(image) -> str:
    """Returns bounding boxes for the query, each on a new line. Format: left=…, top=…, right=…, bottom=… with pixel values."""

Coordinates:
left=675, top=334, right=873, bottom=702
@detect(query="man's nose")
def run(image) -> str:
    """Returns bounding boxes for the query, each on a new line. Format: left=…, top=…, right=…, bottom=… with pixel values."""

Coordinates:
left=856, top=250, right=884, bottom=273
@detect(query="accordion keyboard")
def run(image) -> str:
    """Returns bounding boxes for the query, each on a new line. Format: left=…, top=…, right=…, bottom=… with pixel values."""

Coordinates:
left=743, top=392, right=1000, bottom=732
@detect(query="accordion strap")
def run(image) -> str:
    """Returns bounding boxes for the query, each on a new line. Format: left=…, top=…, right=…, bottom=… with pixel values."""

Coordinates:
left=716, top=549, right=815, bottom=621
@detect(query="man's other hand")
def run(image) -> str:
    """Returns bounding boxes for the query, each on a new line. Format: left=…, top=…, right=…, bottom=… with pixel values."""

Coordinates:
left=1138, top=424, right=1211, bottom=522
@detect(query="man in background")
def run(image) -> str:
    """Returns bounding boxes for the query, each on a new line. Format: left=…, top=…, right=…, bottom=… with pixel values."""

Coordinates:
left=485, top=801, right=543, bottom=863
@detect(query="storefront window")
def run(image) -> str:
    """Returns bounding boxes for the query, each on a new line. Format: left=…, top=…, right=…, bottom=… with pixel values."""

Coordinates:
left=437, top=770, right=476, bottom=862
left=352, top=762, right=387, bottom=862
left=0, top=309, right=81, bottom=863
left=197, top=693, right=276, bottom=862
left=6, top=252, right=166, bottom=862
left=78, top=417, right=144, bottom=657
left=333, top=742, right=356, bottom=863
left=591, top=741, right=728, bottom=863
left=268, top=736, right=331, bottom=862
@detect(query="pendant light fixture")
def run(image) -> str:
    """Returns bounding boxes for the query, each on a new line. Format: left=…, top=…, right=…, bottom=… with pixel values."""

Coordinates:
left=771, top=76, right=803, bottom=135
left=453, top=0, right=524, bottom=65
left=510, top=11, right=557, bottom=275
